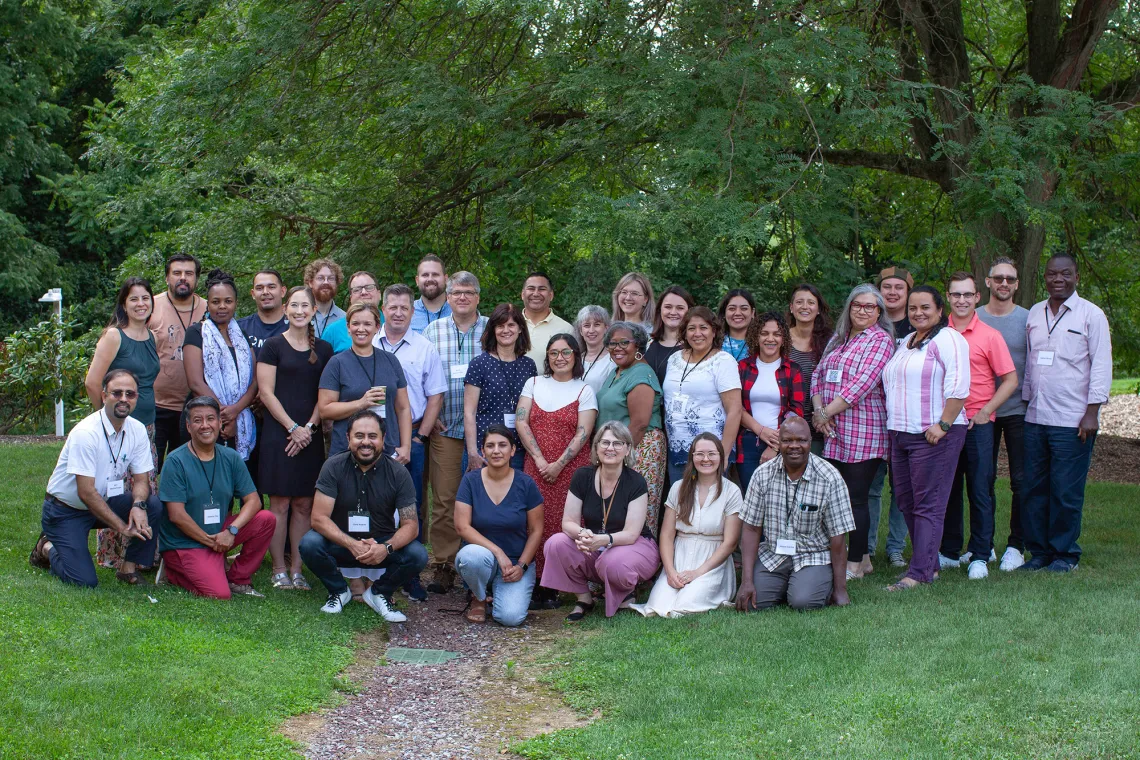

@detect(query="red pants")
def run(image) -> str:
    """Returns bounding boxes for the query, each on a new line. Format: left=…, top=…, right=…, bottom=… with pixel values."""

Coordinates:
left=161, top=511, right=276, bottom=599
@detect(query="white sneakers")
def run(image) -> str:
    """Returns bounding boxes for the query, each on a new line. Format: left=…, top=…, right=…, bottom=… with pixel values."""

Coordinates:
left=999, top=547, right=1025, bottom=572
left=959, top=549, right=998, bottom=564
left=938, top=553, right=961, bottom=569
left=320, top=589, right=353, bottom=614
left=967, top=559, right=989, bottom=580
left=363, top=587, right=407, bottom=622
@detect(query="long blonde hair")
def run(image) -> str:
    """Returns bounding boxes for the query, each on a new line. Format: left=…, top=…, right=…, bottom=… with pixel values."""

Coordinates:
left=611, top=272, right=655, bottom=326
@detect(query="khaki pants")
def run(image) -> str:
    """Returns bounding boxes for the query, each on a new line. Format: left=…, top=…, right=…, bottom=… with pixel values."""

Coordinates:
left=750, top=562, right=833, bottom=611
left=428, top=434, right=465, bottom=567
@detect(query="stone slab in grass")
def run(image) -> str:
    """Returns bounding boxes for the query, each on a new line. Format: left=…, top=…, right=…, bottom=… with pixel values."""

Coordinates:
left=386, top=647, right=460, bottom=665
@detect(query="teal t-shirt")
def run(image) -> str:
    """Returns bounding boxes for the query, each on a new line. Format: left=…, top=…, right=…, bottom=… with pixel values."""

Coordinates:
left=158, top=444, right=257, bottom=551
left=595, top=362, right=663, bottom=431
left=722, top=336, right=750, bottom=362
left=322, top=313, right=385, bottom=354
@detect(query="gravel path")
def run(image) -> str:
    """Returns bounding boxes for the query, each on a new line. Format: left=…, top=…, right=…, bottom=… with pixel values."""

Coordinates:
left=295, top=587, right=583, bottom=760
left=1100, top=394, right=1140, bottom=439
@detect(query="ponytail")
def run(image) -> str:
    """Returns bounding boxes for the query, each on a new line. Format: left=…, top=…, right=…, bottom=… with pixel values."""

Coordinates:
left=307, top=320, right=318, bottom=364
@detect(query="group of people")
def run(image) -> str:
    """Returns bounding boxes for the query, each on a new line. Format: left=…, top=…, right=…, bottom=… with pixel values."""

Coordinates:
left=30, top=250, right=1112, bottom=626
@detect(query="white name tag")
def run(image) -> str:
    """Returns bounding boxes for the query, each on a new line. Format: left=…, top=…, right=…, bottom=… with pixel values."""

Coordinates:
left=668, top=393, right=691, bottom=416
left=450, top=363, right=469, bottom=380
left=203, top=508, right=221, bottom=525
left=775, top=538, right=797, bottom=556
left=503, top=413, right=517, bottom=428
left=1037, top=351, right=1055, bottom=366
left=826, top=369, right=842, bottom=383
left=372, top=404, right=387, bottom=418
left=105, top=479, right=125, bottom=498
left=349, top=514, right=370, bottom=532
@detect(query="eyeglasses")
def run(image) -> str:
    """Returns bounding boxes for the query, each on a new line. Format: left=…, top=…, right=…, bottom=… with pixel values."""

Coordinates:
left=598, top=439, right=628, bottom=450
left=312, top=276, right=337, bottom=285
left=850, top=303, right=879, bottom=314
left=989, top=275, right=1018, bottom=284
left=349, top=284, right=377, bottom=295
left=547, top=348, right=575, bottom=358
left=449, top=290, right=477, bottom=299
left=692, top=452, right=719, bottom=461
left=618, top=289, right=645, bottom=299
left=948, top=292, right=976, bottom=300
left=606, top=339, right=635, bottom=349
left=107, top=390, right=138, bottom=399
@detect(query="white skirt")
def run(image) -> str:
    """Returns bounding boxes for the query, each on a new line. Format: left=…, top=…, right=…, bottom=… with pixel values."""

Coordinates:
left=631, top=533, right=736, bottom=618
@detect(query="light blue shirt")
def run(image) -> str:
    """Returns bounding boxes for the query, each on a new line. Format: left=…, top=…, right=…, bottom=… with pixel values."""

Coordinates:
left=323, top=309, right=384, bottom=353
left=411, top=298, right=452, bottom=334
left=375, top=327, right=448, bottom=423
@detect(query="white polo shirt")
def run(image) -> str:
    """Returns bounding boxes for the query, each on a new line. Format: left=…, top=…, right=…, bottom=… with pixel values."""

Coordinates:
left=46, top=408, right=154, bottom=510
left=374, top=328, right=448, bottom=423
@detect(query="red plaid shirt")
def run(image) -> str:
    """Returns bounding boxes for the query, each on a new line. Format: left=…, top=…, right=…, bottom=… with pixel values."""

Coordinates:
left=735, top=356, right=805, bottom=462
left=811, top=323, right=894, bottom=463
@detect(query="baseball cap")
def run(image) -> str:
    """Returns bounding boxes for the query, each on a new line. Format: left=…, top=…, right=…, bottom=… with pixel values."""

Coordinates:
left=876, top=267, right=914, bottom=288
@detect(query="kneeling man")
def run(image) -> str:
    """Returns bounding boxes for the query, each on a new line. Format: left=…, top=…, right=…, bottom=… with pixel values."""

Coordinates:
left=158, top=396, right=275, bottom=598
left=736, top=416, right=853, bottom=611
left=30, top=369, right=162, bottom=587
left=301, top=410, right=428, bottom=620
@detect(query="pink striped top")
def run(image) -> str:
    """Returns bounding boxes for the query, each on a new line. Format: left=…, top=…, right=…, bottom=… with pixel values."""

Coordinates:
left=882, top=327, right=971, bottom=434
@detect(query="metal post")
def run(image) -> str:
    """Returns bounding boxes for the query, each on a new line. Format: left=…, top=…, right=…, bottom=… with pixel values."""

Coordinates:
left=38, top=288, right=64, bottom=437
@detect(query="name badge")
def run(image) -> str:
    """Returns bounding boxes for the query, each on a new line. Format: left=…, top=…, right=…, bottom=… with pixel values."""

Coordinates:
left=1037, top=351, right=1055, bottom=366
left=775, top=538, right=797, bottom=556
left=668, top=393, right=692, bottom=416
left=450, top=363, right=469, bottom=380
left=203, top=507, right=221, bottom=525
left=826, top=369, right=842, bottom=383
left=105, top=479, right=125, bottom=498
left=349, top=514, right=370, bottom=532
left=372, top=404, right=387, bottom=418
left=503, top=413, right=517, bottom=428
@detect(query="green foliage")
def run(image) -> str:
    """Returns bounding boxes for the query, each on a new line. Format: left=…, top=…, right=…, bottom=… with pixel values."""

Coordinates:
left=0, top=310, right=95, bottom=433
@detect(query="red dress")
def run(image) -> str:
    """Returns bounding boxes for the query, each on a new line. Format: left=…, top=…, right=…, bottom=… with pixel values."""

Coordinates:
left=524, top=393, right=591, bottom=579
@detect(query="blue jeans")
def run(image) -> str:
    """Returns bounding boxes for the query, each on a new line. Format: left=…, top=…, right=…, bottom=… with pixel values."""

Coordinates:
left=406, top=437, right=426, bottom=542
left=299, top=530, right=428, bottom=597
left=455, top=544, right=536, bottom=627
left=41, top=494, right=163, bottom=588
left=1022, top=422, right=1095, bottom=564
left=942, top=422, right=996, bottom=560
left=736, top=432, right=771, bottom=496
left=869, top=460, right=909, bottom=556
left=991, top=414, right=1026, bottom=551
left=667, top=449, right=688, bottom=485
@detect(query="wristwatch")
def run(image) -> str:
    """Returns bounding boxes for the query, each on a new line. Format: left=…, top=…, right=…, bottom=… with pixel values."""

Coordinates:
left=132, top=500, right=147, bottom=510
left=228, top=524, right=240, bottom=536
left=305, top=422, right=316, bottom=431
left=520, top=562, right=529, bottom=572
left=383, top=542, right=394, bottom=555
left=938, top=421, right=952, bottom=432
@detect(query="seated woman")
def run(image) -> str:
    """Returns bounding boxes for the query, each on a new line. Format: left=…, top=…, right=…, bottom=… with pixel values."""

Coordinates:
left=541, top=421, right=661, bottom=621
left=454, top=425, right=545, bottom=626
left=633, top=434, right=743, bottom=618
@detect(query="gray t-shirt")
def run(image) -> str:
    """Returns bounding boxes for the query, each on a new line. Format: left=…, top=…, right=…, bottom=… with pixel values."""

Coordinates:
left=319, top=349, right=408, bottom=457
left=977, top=304, right=1029, bottom=417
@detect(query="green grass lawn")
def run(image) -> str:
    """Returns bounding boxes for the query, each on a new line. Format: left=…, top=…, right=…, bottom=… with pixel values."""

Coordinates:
left=519, top=479, right=1140, bottom=759
left=0, top=444, right=380, bottom=760
left=1111, top=376, right=1139, bottom=395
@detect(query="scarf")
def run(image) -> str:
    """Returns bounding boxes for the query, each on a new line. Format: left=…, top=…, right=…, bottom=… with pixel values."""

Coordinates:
left=200, top=318, right=256, bottom=459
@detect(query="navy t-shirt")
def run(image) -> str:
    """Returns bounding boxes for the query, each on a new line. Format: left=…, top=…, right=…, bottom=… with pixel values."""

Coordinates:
left=464, top=352, right=537, bottom=449
left=237, top=313, right=289, bottom=358
left=455, top=469, right=543, bottom=564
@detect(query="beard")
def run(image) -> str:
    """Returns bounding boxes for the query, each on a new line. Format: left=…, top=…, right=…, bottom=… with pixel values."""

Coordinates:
left=315, top=284, right=336, bottom=302
left=111, top=402, right=132, bottom=419
left=992, top=289, right=1013, bottom=301
left=421, top=282, right=443, bottom=300
left=352, top=446, right=380, bottom=466
left=172, top=282, right=194, bottom=298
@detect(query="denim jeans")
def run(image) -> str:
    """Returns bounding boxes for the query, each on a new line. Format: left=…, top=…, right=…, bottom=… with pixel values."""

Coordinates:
left=1022, top=423, right=1096, bottom=564
left=872, top=461, right=908, bottom=556
left=455, top=544, right=535, bottom=627
left=667, top=449, right=688, bottom=485
left=992, top=414, right=1025, bottom=551
left=299, top=529, right=428, bottom=597
left=941, top=422, right=997, bottom=560
left=736, top=431, right=771, bottom=496
left=40, top=493, right=164, bottom=588
left=406, top=437, right=426, bottom=541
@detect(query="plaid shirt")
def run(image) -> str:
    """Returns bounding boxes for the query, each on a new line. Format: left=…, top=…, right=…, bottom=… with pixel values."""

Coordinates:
left=422, top=315, right=488, bottom=440
left=735, top=356, right=805, bottom=463
left=811, top=323, right=893, bottom=463
left=740, top=453, right=854, bottom=572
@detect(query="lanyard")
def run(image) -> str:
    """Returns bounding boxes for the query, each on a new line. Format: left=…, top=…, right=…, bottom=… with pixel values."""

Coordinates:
left=170, top=295, right=199, bottom=337
left=424, top=304, right=444, bottom=324
left=784, top=476, right=803, bottom=533
left=189, top=444, right=219, bottom=506
left=379, top=334, right=406, bottom=356
left=582, top=351, right=605, bottom=379
left=727, top=339, right=747, bottom=362
left=454, top=320, right=475, bottom=355
left=101, top=419, right=127, bottom=467
left=314, top=308, right=334, bottom=339
left=678, top=349, right=711, bottom=390
left=1045, top=304, right=1069, bottom=336
left=597, top=470, right=620, bottom=531
left=352, top=349, right=379, bottom=387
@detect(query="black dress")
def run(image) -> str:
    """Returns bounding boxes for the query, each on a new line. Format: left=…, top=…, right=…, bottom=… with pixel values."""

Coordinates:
left=257, top=334, right=333, bottom=496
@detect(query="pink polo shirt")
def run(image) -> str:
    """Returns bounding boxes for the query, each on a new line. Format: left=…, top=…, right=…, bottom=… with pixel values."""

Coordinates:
left=955, top=312, right=1015, bottom=420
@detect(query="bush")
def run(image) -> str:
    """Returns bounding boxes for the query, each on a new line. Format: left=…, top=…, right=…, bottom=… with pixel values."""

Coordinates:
left=0, top=310, right=95, bottom=434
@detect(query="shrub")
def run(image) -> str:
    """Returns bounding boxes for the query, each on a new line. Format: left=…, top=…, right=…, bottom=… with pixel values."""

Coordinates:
left=0, top=310, right=95, bottom=434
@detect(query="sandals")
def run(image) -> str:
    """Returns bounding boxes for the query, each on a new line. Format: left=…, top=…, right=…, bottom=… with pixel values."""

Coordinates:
left=617, top=592, right=636, bottom=612
left=115, top=570, right=142, bottom=585
left=565, top=600, right=595, bottom=622
left=290, top=573, right=311, bottom=591
left=271, top=572, right=293, bottom=589
left=886, top=578, right=922, bottom=592
left=29, top=534, right=51, bottom=570
left=466, top=597, right=488, bottom=623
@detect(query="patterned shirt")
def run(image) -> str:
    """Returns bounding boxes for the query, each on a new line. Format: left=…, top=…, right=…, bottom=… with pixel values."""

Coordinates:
left=740, top=453, right=854, bottom=572
left=811, top=323, right=894, bottom=462
left=882, top=327, right=971, bottom=434
left=422, top=315, right=488, bottom=440
left=736, top=356, right=805, bottom=463
left=410, top=298, right=452, bottom=334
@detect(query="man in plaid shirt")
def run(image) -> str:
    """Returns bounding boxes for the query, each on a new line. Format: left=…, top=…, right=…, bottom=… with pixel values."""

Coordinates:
left=736, top=416, right=854, bottom=611
left=421, top=272, right=487, bottom=593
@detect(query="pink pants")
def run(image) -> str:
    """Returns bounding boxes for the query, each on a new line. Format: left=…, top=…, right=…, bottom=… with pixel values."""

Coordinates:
left=162, top=511, right=276, bottom=599
left=540, top=533, right=660, bottom=617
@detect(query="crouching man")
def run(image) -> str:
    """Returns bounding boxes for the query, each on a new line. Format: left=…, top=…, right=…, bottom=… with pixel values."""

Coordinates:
left=158, top=396, right=275, bottom=598
left=300, top=410, right=428, bottom=620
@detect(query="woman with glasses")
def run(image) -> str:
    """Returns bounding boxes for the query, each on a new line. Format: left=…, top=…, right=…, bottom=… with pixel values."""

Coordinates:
left=633, top=434, right=743, bottom=618
left=85, top=277, right=161, bottom=576
left=611, top=272, right=655, bottom=332
left=541, top=421, right=660, bottom=621
left=574, top=305, right=615, bottom=395
left=594, top=322, right=666, bottom=531
left=514, top=333, right=598, bottom=608
left=811, top=284, right=895, bottom=580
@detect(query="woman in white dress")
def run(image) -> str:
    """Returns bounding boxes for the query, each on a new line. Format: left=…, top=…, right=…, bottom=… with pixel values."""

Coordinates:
left=634, top=433, right=743, bottom=618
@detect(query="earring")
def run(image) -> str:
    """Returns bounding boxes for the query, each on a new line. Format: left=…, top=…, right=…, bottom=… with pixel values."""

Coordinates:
left=634, top=352, right=644, bottom=360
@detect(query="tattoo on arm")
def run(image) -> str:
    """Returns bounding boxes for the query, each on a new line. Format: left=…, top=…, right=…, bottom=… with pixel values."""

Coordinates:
left=398, top=505, right=417, bottom=525
left=560, top=425, right=589, bottom=465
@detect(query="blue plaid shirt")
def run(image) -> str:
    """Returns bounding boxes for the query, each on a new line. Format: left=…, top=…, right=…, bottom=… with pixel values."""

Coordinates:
left=422, top=315, right=487, bottom=440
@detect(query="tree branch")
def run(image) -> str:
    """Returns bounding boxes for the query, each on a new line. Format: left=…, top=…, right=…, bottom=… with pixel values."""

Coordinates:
left=805, top=149, right=951, bottom=188
left=1094, top=70, right=1140, bottom=109
left=1050, top=0, right=1120, bottom=90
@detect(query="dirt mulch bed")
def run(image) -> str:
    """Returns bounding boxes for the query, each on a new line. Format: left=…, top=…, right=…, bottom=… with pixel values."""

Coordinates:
left=995, top=433, right=1140, bottom=486
left=0, top=435, right=63, bottom=445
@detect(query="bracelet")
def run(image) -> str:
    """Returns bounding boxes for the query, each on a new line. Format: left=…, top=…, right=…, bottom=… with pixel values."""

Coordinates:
left=607, top=533, right=614, bottom=546
left=288, top=423, right=299, bottom=433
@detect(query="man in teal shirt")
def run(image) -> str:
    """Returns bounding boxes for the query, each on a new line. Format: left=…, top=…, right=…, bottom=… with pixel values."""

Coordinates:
left=158, top=396, right=275, bottom=598
left=323, top=271, right=383, bottom=353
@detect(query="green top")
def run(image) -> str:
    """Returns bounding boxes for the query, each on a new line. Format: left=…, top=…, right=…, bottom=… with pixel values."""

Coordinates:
left=158, top=443, right=257, bottom=551
left=595, top=362, right=663, bottom=431
left=110, top=328, right=160, bottom=426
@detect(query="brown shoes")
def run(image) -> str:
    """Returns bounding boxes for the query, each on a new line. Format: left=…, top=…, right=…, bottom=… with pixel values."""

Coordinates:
left=29, top=534, right=51, bottom=570
left=426, top=564, right=455, bottom=594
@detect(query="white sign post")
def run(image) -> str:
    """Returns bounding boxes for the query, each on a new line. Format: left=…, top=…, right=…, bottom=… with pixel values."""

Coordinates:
left=38, top=288, right=64, bottom=437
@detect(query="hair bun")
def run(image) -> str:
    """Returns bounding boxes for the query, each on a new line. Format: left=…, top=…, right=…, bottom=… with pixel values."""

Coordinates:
left=205, top=268, right=233, bottom=284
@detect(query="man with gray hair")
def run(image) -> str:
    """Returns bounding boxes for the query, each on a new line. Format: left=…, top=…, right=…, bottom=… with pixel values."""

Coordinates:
left=421, top=272, right=488, bottom=593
